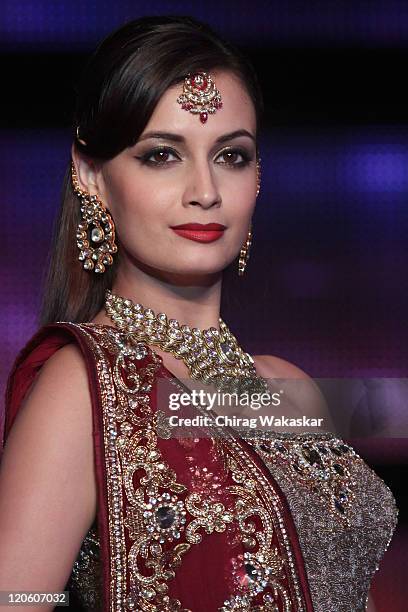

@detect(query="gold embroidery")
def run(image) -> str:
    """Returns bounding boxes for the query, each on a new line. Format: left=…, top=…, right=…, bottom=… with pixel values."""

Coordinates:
left=212, top=453, right=298, bottom=611
left=65, top=324, right=306, bottom=611
left=164, top=374, right=306, bottom=611
left=184, top=493, right=234, bottom=543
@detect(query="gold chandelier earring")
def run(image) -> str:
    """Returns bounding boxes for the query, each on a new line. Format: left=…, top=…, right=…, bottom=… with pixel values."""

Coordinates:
left=71, top=160, right=118, bottom=273
left=238, top=223, right=253, bottom=276
left=237, top=157, right=261, bottom=276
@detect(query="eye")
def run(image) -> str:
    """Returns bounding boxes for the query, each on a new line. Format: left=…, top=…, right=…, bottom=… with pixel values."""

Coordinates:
left=137, top=147, right=180, bottom=165
left=216, top=148, right=251, bottom=167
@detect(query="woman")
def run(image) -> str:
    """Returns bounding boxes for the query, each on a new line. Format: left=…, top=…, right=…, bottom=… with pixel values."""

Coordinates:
left=0, top=16, right=397, bottom=612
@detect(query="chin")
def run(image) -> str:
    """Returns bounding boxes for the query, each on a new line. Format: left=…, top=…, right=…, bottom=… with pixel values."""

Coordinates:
left=166, top=265, right=225, bottom=278
left=175, top=250, right=236, bottom=271
left=131, top=250, right=235, bottom=279
left=174, top=260, right=232, bottom=276
left=149, top=262, right=226, bottom=283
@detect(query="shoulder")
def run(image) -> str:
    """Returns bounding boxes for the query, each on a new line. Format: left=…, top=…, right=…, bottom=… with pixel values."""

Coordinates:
left=16, top=342, right=91, bottom=430
left=39, top=342, right=89, bottom=387
left=253, top=354, right=333, bottom=429
left=253, top=354, right=313, bottom=380
left=5, top=341, right=95, bottom=500
left=0, top=343, right=97, bottom=588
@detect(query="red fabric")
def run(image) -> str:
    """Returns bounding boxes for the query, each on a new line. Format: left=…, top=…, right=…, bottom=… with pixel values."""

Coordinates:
left=157, top=366, right=315, bottom=611
left=2, top=324, right=314, bottom=611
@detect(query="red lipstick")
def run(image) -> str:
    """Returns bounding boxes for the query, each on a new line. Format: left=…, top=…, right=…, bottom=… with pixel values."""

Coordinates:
left=170, top=222, right=226, bottom=243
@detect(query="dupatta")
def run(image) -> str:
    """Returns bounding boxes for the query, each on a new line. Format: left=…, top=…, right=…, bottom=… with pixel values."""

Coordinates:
left=2, top=321, right=317, bottom=611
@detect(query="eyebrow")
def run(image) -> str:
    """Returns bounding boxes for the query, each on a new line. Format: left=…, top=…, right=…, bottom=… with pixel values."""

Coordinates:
left=136, top=129, right=256, bottom=144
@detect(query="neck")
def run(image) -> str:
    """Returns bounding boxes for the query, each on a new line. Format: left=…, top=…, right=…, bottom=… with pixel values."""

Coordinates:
left=109, top=259, right=223, bottom=331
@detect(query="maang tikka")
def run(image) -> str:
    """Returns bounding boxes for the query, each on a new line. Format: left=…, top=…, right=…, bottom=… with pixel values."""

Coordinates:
left=71, top=160, right=118, bottom=273
left=177, top=71, right=223, bottom=124
left=238, top=157, right=261, bottom=276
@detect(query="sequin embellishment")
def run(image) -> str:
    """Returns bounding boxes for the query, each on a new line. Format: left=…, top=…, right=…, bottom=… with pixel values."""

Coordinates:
left=249, top=434, right=358, bottom=524
left=64, top=324, right=306, bottom=611
left=61, top=323, right=398, bottom=612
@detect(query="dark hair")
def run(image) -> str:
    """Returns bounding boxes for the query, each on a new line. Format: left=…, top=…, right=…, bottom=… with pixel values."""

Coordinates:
left=39, top=15, right=264, bottom=325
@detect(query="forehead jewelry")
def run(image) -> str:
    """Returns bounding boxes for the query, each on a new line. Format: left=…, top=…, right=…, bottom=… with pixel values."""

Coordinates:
left=177, top=71, right=223, bottom=124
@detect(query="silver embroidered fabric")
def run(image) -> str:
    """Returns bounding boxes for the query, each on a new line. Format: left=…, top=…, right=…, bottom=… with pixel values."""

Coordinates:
left=66, top=522, right=102, bottom=611
left=247, top=432, right=398, bottom=612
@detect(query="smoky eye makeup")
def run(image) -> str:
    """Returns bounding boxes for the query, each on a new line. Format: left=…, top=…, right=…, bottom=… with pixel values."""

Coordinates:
left=134, top=146, right=181, bottom=166
left=134, top=144, right=255, bottom=168
left=215, top=146, right=254, bottom=167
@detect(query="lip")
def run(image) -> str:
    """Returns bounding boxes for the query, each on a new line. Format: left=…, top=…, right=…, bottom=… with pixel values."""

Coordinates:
left=170, top=222, right=227, bottom=244
left=170, top=223, right=227, bottom=230
left=171, top=228, right=225, bottom=243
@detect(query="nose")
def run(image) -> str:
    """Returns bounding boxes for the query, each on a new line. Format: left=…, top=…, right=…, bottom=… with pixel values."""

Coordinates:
left=182, top=159, right=222, bottom=209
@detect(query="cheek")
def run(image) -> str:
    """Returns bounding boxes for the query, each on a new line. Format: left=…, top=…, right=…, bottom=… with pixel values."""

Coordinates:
left=228, top=179, right=256, bottom=223
left=224, top=165, right=257, bottom=203
left=105, top=179, right=165, bottom=230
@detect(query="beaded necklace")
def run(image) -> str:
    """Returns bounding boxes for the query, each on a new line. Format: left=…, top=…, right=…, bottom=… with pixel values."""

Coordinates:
left=104, top=289, right=268, bottom=395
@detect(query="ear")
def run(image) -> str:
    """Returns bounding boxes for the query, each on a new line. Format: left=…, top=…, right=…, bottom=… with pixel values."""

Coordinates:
left=71, top=143, right=100, bottom=196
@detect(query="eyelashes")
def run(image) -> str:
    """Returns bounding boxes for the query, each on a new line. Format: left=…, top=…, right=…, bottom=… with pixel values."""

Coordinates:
left=135, top=146, right=253, bottom=168
left=136, top=147, right=179, bottom=165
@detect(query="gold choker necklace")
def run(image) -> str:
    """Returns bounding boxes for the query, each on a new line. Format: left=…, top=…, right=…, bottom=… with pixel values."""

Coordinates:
left=104, top=289, right=268, bottom=394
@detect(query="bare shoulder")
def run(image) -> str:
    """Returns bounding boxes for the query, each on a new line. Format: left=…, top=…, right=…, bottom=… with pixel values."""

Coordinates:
left=5, top=341, right=94, bottom=487
left=17, top=342, right=95, bottom=466
left=253, top=354, right=314, bottom=380
left=19, top=342, right=91, bottom=419
left=0, top=342, right=96, bottom=593
left=42, top=341, right=88, bottom=377
left=253, top=354, right=333, bottom=429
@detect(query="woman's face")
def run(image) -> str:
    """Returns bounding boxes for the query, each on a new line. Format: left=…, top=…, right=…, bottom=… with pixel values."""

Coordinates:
left=92, top=70, right=258, bottom=281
